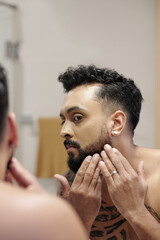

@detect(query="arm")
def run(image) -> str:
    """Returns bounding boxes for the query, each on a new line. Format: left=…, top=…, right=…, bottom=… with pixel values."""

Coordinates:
left=99, top=144, right=160, bottom=240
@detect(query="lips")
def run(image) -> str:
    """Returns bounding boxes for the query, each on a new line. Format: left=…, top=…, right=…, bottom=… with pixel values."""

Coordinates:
left=64, top=140, right=80, bottom=153
left=66, top=145, right=77, bottom=152
left=66, top=144, right=75, bottom=149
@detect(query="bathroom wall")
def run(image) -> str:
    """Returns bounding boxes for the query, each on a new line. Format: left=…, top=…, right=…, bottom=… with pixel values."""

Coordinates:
left=9, top=0, right=156, bottom=174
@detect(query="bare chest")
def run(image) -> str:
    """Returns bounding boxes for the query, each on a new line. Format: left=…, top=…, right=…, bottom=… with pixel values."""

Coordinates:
left=90, top=200, right=138, bottom=240
left=90, top=193, right=160, bottom=240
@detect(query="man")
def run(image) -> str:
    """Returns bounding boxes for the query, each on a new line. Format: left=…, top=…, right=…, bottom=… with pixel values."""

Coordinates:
left=0, top=64, right=88, bottom=240
left=55, top=65, right=160, bottom=240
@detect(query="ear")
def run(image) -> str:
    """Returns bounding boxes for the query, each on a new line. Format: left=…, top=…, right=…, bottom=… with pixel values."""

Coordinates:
left=109, top=110, right=126, bottom=136
left=8, top=113, right=18, bottom=148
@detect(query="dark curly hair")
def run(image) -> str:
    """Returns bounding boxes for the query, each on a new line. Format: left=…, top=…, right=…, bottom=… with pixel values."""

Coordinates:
left=58, top=65, right=143, bottom=132
left=0, top=64, right=9, bottom=142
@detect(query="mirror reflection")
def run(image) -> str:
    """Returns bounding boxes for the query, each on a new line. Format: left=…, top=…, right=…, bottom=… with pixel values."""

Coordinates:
left=0, top=0, right=157, bottom=195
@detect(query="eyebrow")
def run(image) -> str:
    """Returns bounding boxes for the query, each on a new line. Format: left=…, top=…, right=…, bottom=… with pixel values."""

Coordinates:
left=59, top=106, right=85, bottom=118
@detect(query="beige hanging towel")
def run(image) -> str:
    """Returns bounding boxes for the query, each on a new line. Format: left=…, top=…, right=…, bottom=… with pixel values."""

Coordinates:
left=36, top=117, right=68, bottom=177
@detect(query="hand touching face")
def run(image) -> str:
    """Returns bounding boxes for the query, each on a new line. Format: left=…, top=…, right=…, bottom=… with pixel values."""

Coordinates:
left=99, top=144, right=148, bottom=219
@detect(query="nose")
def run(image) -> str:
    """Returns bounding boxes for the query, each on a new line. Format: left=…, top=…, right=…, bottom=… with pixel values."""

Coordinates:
left=60, top=121, right=74, bottom=139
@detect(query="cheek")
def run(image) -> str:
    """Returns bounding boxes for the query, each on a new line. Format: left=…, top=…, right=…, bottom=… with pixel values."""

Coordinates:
left=77, top=123, right=103, bottom=148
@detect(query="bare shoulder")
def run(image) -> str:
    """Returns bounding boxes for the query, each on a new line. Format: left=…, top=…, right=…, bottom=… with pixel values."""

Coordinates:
left=145, top=148, right=160, bottom=169
left=139, top=147, right=160, bottom=215
left=138, top=147, right=160, bottom=168
left=137, top=146, right=160, bottom=188
left=0, top=182, right=87, bottom=240
left=139, top=146, right=160, bottom=158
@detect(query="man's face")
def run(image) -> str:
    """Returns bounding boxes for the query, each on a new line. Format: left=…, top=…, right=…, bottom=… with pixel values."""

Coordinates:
left=60, top=84, right=112, bottom=173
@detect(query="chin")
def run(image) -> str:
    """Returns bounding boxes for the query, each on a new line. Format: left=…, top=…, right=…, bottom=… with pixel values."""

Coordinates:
left=67, top=152, right=87, bottom=173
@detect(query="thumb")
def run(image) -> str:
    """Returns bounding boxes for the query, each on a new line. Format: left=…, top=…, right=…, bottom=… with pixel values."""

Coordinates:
left=138, top=161, right=148, bottom=199
left=138, top=161, right=147, bottom=186
left=137, top=161, right=144, bottom=177
left=54, top=174, right=70, bottom=198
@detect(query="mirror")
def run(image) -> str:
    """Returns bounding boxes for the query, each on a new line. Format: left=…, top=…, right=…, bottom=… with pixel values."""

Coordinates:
left=0, top=0, right=157, bottom=194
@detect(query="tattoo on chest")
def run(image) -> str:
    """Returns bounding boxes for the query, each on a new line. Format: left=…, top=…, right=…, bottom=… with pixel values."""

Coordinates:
left=106, top=230, right=126, bottom=240
left=145, top=204, right=160, bottom=222
left=107, top=237, right=117, bottom=240
left=90, top=202, right=160, bottom=239
left=98, top=206, right=121, bottom=221
left=90, top=230, right=104, bottom=238
left=104, top=219, right=126, bottom=235
left=120, top=229, right=126, bottom=240
left=91, top=201, right=126, bottom=239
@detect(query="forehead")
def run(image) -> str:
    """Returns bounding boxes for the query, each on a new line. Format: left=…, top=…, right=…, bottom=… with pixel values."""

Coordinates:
left=60, top=84, right=102, bottom=114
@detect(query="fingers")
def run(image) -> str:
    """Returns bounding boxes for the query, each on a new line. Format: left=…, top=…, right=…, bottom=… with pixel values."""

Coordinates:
left=95, top=174, right=103, bottom=194
left=103, top=145, right=126, bottom=175
left=9, top=158, right=38, bottom=187
left=73, top=154, right=100, bottom=188
left=9, top=158, right=46, bottom=193
left=54, top=174, right=70, bottom=197
left=138, top=161, right=144, bottom=177
left=102, top=144, right=135, bottom=176
left=100, top=145, right=130, bottom=185
left=71, top=154, right=101, bottom=194
left=101, top=150, right=118, bottom=174
left=89, top=166, right=102, bottom=193
left=99, top=161, right=114, bottom=186
left=137, top=161, right=147, bottom=187
left=82, top=154, right=100, bottom=188
left=73, top=156, right=91, bottom=186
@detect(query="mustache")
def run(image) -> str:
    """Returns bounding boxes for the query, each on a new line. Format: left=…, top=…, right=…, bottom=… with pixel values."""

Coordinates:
left=64, top=139, right=81, bottom=149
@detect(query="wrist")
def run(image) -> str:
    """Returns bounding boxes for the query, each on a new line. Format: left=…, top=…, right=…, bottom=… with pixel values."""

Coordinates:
left=126, top=205, right=152, bottom=227
left=124, top=205, right=148, bottom=224
left=124, top=205, right=160, bottom=239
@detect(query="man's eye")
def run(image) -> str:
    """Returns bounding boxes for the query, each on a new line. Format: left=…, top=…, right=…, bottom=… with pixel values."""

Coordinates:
left=73, top=115, right=83, bottom=122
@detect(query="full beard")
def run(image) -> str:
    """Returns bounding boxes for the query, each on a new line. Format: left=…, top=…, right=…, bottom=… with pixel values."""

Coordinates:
left=64, top=130, right=112, bottom=173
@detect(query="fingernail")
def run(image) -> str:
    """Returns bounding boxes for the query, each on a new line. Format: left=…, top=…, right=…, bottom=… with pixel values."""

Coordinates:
left=93, top=153, right=99, bottom=161
left=101, top=151, right=106, bottom=157
left=99, top=161, right=105, bottom=167
left=112, top=148, right=118, bottom=153
left=85, top=156, right=91, bottom=162
left=104, top=144, right=111, bottom=150
left=93, top=153, right=99, bottom=157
